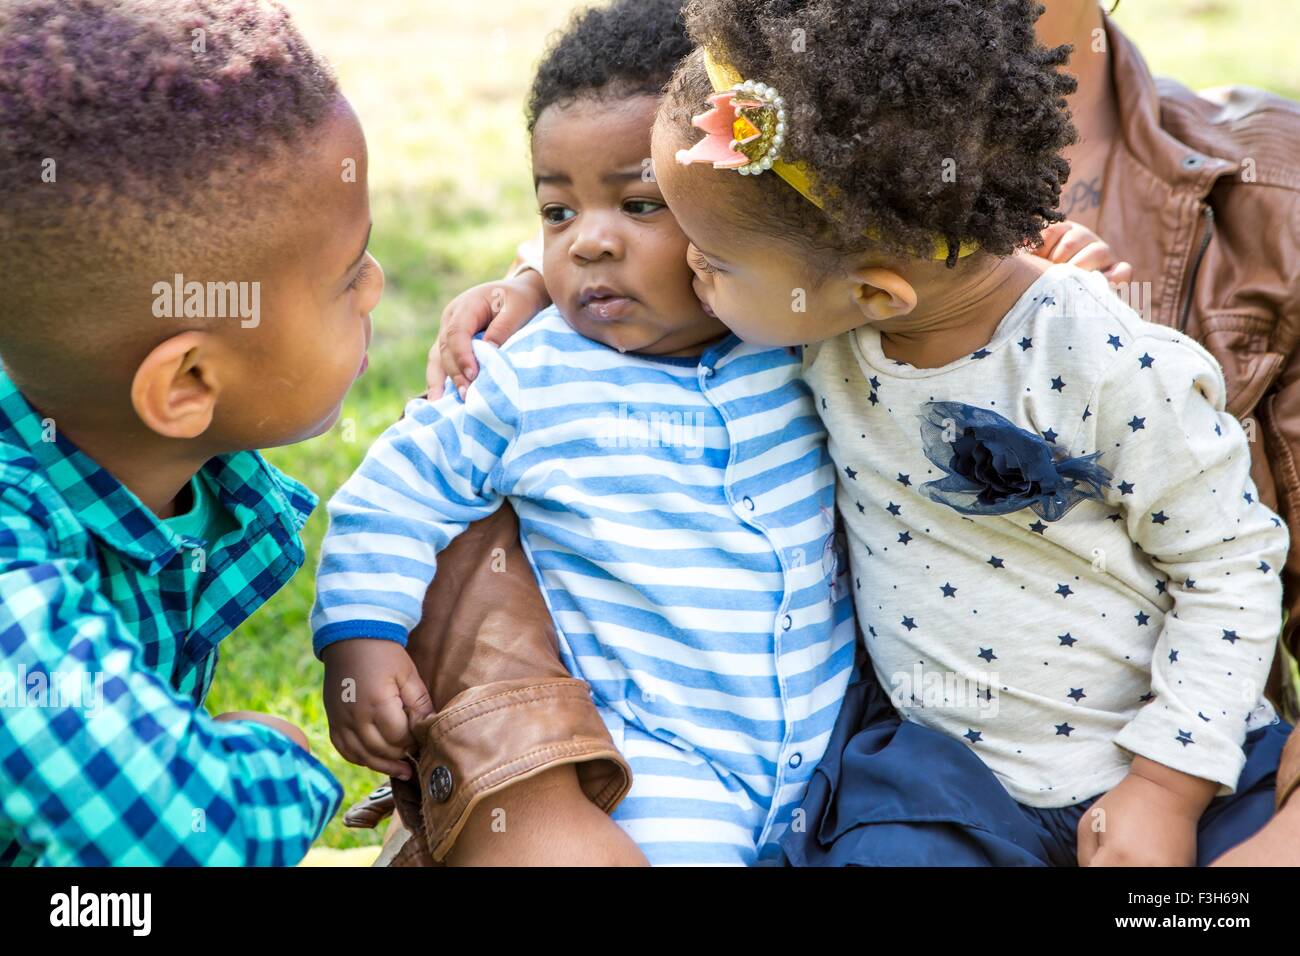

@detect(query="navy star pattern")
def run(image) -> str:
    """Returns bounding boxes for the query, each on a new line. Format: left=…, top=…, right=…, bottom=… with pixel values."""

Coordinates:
left=817, top=276, right=1288, bottom=799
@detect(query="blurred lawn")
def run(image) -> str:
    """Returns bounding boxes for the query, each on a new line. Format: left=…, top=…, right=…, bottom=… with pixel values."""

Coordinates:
left=204, top=0, right=1298, bottom=850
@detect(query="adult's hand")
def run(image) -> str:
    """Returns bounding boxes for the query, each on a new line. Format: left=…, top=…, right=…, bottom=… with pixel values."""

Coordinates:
left=1034, top=220, right=1133, bottom=285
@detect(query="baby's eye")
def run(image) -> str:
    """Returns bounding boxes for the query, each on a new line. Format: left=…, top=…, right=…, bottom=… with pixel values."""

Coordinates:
left=689, top=247, right=719, bottom=276
left=624, top=199, right=665, bottom=216
left=542, top=205, right=576, bottom=225
left=347, top=259, right=372, bottom=292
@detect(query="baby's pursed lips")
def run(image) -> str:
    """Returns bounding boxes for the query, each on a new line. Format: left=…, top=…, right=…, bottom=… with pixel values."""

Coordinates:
left=578, top=285, right=634, bottom=307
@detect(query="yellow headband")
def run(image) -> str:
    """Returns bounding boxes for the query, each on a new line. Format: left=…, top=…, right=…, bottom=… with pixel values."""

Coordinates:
left=698, top=49, right=979, bottom=262
left=701, top=50, right=824, bottom=207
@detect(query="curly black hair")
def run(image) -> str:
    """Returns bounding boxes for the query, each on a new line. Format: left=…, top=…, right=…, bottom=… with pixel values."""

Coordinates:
left=527, top=0, right=692, bottom=132
left=663, top=0, right=1078, bottom=263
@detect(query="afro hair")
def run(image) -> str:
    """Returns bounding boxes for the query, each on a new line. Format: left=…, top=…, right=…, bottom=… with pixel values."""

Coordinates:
left=662, top=0, right=1078, bottom=262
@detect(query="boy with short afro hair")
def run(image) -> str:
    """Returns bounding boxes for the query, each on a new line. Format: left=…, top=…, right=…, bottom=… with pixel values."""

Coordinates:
left=0, top=0, right=387, bottom=865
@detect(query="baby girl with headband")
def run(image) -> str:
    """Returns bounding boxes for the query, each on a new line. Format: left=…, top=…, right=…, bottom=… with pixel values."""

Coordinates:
left=651, top=0, right=1290, bottom=866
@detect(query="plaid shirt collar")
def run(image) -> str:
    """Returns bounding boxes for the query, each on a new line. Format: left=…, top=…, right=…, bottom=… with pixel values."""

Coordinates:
left=0, top=370, right=316, bottom=577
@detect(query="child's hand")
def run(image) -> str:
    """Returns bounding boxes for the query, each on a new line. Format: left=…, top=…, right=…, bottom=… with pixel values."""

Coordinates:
left=1033, top=220, right=1133, bottom=285
left=320, top=639, right=435, bottom=780
left=429, top=272, right=551, bottom=400
left=1076, top=756, right=1217, bottom=866
left=213, top=711, right=312, bottom=752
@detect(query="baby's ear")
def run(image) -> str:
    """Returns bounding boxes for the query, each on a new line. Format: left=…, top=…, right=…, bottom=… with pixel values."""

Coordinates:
left=848, top=267, right=917, bottom=323
left=130, top=330, right=220, bottom=440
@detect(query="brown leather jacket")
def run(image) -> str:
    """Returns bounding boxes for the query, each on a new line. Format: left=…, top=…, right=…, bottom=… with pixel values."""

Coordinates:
left=1095, top=21, right=1300, bottom=684
left=357, top=19, right=1300, bottom=860
left=362, top=505, right=631, bottom=863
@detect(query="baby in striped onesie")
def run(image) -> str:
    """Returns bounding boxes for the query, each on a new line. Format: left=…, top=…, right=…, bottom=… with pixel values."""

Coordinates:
left=310, top=0, right=855, bottom=865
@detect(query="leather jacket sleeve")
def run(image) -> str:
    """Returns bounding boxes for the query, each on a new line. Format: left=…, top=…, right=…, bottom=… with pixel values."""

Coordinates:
left=391, top=503, right=630, bottom=862
left=1262, top=335, right=1300, bottom=664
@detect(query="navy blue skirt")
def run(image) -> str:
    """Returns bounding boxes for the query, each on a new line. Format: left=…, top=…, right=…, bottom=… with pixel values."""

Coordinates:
left=782, top=671, right=1290, bottom=866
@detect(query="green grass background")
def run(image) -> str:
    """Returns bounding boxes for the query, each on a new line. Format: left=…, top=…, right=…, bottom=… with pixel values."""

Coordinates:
left=204, top=0, right=1299, bottom=850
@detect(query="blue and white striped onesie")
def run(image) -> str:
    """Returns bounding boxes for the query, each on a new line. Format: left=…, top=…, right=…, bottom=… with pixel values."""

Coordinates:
left=312, top=308, right=857, bottom=865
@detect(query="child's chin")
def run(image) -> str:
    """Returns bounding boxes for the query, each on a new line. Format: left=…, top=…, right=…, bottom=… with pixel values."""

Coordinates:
left=562, top=316, right=622, bottom=350
left=565, top=316, right=659, bottom=355
left=263, top=403, right=346, bottom=450
left=307, top=405, right=347, bottom=440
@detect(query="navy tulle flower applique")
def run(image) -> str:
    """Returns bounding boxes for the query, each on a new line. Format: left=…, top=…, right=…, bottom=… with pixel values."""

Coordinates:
left=917, top=402, right=1112, bottom=521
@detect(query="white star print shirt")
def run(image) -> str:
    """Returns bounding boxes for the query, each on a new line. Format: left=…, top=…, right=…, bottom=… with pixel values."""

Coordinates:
left=805, top=264, right=1288, bottom=807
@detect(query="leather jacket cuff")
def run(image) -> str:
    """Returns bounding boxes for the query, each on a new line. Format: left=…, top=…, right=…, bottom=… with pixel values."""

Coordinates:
left=411, top=677, right=632, bottom=862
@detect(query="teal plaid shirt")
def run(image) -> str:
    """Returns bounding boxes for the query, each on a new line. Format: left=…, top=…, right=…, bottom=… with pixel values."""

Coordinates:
left=0, top=372, right=342, bottom=865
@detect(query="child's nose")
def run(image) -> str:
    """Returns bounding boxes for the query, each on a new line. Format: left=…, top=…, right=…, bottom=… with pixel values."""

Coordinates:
left=692, top=274, right=715, bottom=310
left=569, top=213, right=624, bottom=262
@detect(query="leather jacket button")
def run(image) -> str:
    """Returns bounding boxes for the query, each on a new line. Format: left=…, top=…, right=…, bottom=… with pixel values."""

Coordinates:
left=428, top=765, right=454, bottom=803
